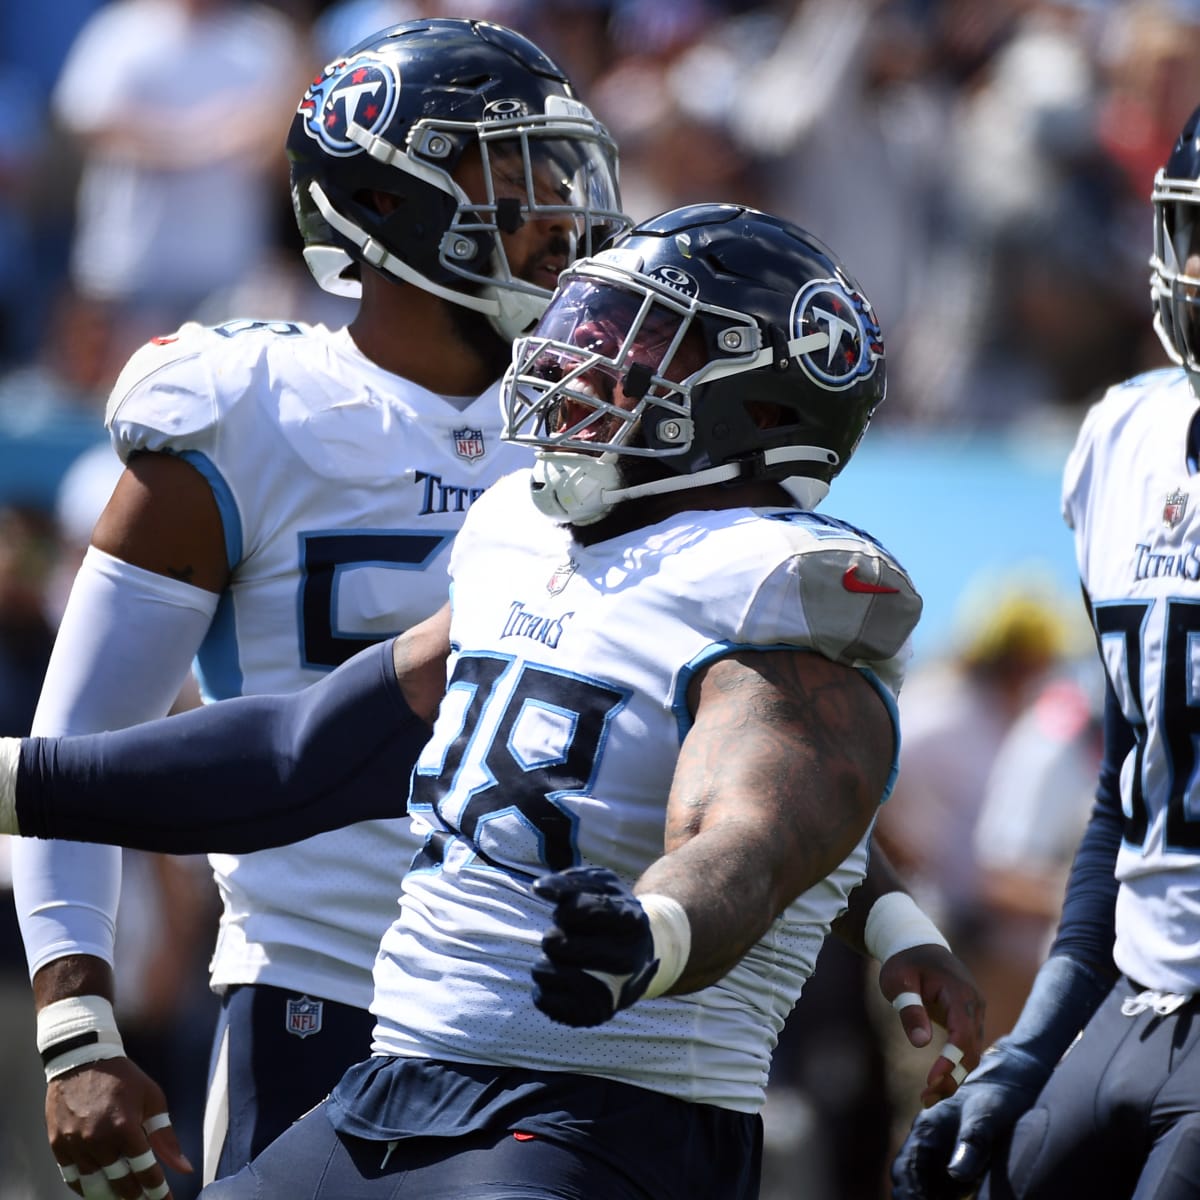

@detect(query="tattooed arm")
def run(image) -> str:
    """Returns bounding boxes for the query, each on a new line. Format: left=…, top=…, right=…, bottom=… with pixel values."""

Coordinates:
left=633, top=647, right=893, bottom=995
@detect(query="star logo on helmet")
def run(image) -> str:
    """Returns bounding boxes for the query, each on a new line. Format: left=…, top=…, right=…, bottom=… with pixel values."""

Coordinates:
left=789, top=277, right=883, bottom=391
left=298, top=52, right=400, bottom=157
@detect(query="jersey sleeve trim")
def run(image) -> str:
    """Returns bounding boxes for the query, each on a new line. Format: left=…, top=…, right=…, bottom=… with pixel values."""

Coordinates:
left=670, top=642, right=901, bottom=800
left=194, top=592, right=244, bottom=703
left=178, top=450, right=242, bottom=570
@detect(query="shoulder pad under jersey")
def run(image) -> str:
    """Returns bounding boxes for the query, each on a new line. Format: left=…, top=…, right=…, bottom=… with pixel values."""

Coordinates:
left=105, top=319, right=315, bottom=460
left=756, top=512, right=922, bottom=665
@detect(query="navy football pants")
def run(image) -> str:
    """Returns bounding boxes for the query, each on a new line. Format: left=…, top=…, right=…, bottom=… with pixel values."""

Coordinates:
left=204, top=984, right=375, bottom=1182
left=199, top=1070, right=762, bottom=1199
left=982, top=978, right=1200, bottom=1199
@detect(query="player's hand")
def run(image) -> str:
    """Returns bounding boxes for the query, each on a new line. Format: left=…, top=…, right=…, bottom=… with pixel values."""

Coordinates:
left=48, top=1057, right=191, bottom=1200
left=879, top=943, right=986, bottom=1107
left=890, top=1041, right=1049, bottom=1200
left=531, top=865, right=657, bottom=1027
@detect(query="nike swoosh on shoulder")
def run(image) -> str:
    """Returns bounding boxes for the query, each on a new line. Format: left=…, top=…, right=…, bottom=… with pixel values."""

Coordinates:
left=842, top=565, right=900, bottom=595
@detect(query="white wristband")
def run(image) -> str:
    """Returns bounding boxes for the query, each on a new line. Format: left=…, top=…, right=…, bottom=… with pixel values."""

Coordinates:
left=0, top=736, right=19, bottom=835
left=36, top=995, right=126, bottom=1081
left=639, top=893, right=692, bottom=999
left=864, top=891, right=950, bottom=962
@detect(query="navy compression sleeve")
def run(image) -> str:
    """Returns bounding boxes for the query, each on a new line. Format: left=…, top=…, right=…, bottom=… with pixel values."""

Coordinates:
left=16, top=640, right=430, bottom=854
left=1047, top=675, right=1127, bottom=978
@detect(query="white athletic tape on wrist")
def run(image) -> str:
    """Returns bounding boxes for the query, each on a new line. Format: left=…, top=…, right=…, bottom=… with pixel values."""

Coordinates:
left=37, top=995, right=126, bottom=1082
left=0, top=737, right=19, bottom=836
left=639, top=893, right=692, bottom=999
left=864, top=891, right=950, bottom=962
left=891, top=990, right=924, bottom=1012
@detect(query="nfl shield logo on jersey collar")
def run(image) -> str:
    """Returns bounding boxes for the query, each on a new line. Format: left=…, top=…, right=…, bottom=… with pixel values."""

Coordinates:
left=1164, top=488, right=1189, bottom=528
left=453, top=428, right=486, bottom=461
left=547, top=558, right=578, bottom=595
left=285, top=995, right=323, bottom=1039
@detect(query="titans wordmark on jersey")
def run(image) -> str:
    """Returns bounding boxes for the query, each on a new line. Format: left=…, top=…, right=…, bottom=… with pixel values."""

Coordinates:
left=105, top=318, right=531, bottom=1008
left=369, top=471, right=922, bottom=1113
left=1063, top=366, right=1200, bottom=994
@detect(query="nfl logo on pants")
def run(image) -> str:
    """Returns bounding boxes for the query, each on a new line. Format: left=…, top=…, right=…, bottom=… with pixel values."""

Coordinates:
left=285, top=995, right=324, bottom=1039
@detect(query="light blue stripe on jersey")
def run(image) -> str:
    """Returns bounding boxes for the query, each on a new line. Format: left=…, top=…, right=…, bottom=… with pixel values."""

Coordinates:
left=194, top=591, right=244, bottom=702
left=670, top=642, right=902, bottom=801
left=177, top=450, right=245, bottom=701
left=178, top=450, right=243, bottom=568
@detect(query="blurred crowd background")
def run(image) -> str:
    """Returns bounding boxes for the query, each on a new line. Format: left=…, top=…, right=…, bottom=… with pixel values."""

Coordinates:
left=0, top=0, right=1187, bottom=1196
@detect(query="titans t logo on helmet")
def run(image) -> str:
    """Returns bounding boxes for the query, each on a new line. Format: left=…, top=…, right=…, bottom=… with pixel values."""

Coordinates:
left=298, top=53, right=401, bottom=158
left=790, top=277, right=883, bottom=391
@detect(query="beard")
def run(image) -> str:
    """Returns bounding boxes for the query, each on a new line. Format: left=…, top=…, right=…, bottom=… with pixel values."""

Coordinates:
left=448, top=303, right=513, bottom=382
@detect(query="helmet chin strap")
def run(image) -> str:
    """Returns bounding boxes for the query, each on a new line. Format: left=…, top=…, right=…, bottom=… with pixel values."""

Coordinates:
left=530, top=446, right=839, bottom=525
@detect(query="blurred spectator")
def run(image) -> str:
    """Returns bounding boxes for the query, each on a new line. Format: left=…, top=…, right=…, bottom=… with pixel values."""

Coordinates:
left=0, top=504, right=73, bottom=1198
left=1, top=443, right=217, bottom=1200
left=0, top=506, right=59, bottom=738
left=50, top=0, right=305, bottom=348
left=765, top=937, right=894, bottom=1200
left=0, top=0, right=104, bottom=368
left=875, top=572, right=1084, bottom=1041
left=0, top=287, right=132, bottom=436
left=870, top=573, right=1086, bottom=1177
left=309, top=0, right=421, bottom=61
left=971, top=660, right=1105, bottom=1034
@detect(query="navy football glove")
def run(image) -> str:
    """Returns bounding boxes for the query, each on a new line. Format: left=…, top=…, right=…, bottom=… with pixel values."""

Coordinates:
left=891, top=955, right=1110, bottom=1199
left=531, top=865, right=658, bottom=1027
left=890, top=1042, right=1052, bottom=1199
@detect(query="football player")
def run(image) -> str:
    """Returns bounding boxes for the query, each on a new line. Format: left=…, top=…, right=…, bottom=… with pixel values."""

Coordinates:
left=891, top=103, right=1200, bottom=1200
left=10, top=17, right=625, bottom=1200
left=5, top=203, right=974, bottom=1198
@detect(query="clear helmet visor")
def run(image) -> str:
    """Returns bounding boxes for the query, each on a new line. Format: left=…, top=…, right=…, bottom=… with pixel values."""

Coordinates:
left=443, top=114, right=627, bottom=298
left=1152, top=174, right=1200, bottom=370
left=504, top=275, right=707, bottom=456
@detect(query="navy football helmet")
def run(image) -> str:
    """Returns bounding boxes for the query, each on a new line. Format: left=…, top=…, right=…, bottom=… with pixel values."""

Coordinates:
left=502, top=203, right=885, bottom=524
left=287, top=18, right=627, bottom=339
left=1152, top=103, right=1200, bottom=373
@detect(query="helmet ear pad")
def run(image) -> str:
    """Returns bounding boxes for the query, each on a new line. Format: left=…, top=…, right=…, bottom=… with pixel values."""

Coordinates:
left=362, top=180, right=496, bottom=288
left=639, top=379, right=768, bottom=472
left=639, top=362, right=848, bottom=483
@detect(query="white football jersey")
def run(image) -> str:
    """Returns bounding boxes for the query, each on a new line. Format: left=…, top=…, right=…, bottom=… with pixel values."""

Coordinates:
left=369, top=471, right=921, bottom=1112
left=107, top=319, right=530, bottom=1007
left=1063, top=366, right=1200, bottom=994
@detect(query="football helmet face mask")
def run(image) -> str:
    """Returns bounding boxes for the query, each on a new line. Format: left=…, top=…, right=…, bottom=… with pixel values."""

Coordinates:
left=287, top=18, right=628, bottom=340
left=502, top=204, right=885, bottom=524
left=1152, top=103, right=1200, bottom=375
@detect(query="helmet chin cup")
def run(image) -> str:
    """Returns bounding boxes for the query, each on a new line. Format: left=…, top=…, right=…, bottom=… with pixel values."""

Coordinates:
left=530, top=451, right=621, bottom=524
left=302, top=245, right=360, bottom=298
left=779, top=476, right=830, bottom=511
left=484, top=282, right=550, bottom=341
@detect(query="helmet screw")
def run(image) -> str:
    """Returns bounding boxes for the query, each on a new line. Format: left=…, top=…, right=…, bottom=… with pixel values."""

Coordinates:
left=425, top=134, right=452, bottom=158
left=449, top=237, right=476, bottom=260
left=660, top=420, right=682, bottom=442
left=720, top=329, right=745, bottom=352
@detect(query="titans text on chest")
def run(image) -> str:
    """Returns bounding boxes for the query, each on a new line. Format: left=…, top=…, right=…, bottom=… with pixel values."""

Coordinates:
left=1134, top=542, right=1200, bottom=580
